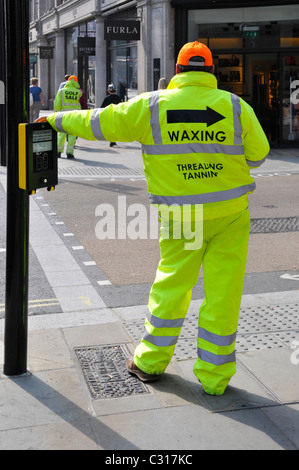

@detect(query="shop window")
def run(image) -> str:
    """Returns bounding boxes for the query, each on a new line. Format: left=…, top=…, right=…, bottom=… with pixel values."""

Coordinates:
left=188, top=6, right=299, bottom=50
left=109, top=41, right=138, bottom=101
left=66, top=23, right=96, bottom=106
left=281, top=23, right=299, bottom=48
left=214, top=54, right=244, bottom=96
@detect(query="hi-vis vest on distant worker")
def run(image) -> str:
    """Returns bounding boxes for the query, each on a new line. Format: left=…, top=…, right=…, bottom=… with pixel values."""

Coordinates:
left=48, top=70, right=270, bottom=218
left=54, top=76, right=82, bottom=113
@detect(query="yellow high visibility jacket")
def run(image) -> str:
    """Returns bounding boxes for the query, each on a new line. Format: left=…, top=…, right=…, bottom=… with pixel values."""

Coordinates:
left=48, top=72, right=270, bottom=218
left=54, top=80, right=82, bottom=112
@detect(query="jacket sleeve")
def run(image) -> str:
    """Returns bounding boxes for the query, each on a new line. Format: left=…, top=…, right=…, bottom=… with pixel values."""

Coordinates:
left=54, top=90, right=62, bottom=112
left=47, top=110, right=97, bottom=140
left=240, top=100, right=270, bottom=168
left=98, top=95, right=152, bottom=143
left=47, top=93, right=152, bottom=143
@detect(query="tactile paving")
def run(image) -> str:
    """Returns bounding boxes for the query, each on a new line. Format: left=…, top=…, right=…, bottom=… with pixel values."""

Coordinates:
left=122, top=303, right=299, bottom=360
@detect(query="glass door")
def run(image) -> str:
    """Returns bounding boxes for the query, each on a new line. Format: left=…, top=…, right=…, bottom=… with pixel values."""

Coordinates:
left=216, top=53, right=279, bottom=145
left=281, top=54, right=299, bottom=143
left=246, top=53, right=279, bottom=146
left=109, top=41, right=138, bottom=101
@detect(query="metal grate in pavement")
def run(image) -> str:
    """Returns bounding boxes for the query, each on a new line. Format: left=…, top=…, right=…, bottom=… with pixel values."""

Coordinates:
left=250, top=217, right=299, bottom=233
left=122, top=303, right=299, bottom=361
left=75, top=344, right=149, bottom=399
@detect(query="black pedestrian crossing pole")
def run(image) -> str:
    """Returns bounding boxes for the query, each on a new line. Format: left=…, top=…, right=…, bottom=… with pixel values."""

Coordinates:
left=3, top=0, right=30, bottom=376
left=0, top=1, right=6, bottom=167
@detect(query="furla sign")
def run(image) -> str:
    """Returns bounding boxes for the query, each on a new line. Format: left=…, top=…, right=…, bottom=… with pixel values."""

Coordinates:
left=104, top=20, right=140, bottom=40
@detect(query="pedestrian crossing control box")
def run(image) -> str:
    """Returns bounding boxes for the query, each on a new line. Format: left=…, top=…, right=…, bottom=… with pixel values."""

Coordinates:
left=19, top=122, right=58, bottom=194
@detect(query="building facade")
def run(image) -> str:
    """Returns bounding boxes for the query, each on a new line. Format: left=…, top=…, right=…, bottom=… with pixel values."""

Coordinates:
left=29, top=0, right=175, bottom=109
left=29, top=0, right=299, bottom=147
left=172, top=0, right=299, bottom=147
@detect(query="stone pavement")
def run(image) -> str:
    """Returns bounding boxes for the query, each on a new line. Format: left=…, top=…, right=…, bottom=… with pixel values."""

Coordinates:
left=0, top=139, right=299, bottom=451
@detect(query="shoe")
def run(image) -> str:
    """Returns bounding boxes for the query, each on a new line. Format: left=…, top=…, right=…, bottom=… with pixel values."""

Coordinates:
left=57, top=153, right=61, bottom=158
left=67, top=154, right=74, bottom=159
left=109, top=142, right=116, bottom=147
left=126, top=355, right=160, bottom=382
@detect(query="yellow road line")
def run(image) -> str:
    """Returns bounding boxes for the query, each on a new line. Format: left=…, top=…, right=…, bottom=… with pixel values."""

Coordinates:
left=0, top=298, right=60, bottom=313
left=28, top=302, right=60, bottom=308
left=28, top=299, right=60, bottom=304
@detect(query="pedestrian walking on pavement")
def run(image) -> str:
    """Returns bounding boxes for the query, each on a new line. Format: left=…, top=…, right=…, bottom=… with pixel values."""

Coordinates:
left=59, top=74, right=71, bottom=90
left=53, top=75, right=82, bottom=158
left=58, top=74, right=88, bottom=110
left=29, top=77, right=45, bottom=122
left=158, top=77, right=168, bottom=89
left=101, top=84, right=122, bottom=147
left=45, top=41, right=270, bottom=396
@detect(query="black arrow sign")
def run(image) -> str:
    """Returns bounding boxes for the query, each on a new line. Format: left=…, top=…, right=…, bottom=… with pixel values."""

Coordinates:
left=167, top=107, right=226, bottom=127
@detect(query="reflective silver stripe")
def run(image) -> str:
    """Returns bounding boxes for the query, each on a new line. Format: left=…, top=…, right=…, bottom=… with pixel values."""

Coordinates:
left=231, top=94, right=242, bottom=145
left=149, top=91, right=162, bottom=145
left=55, top=113, right=66, bottom=132
left=143, top=143, right=244, bottom=156
left=90, top=108, right=105, bottom=140
left=198, top=327, right=236, bottom=347
left=246, top=157, right=266, bottom=167
left=148, top=183, right=256, bottom=205
left=147, top=312, right=185, bottom=329
left=197, top=347, right=236, bottom=365
left=143, top=331, right=178, bottom=347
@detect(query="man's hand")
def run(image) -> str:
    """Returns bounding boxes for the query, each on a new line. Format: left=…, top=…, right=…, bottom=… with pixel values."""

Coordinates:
left=34, top=117, right=48, bottom=123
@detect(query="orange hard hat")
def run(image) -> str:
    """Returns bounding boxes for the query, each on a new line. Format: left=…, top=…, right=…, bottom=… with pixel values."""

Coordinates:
left=177, top=41, right=213, bottom=67
left=68, top=75, right=78, bottom=82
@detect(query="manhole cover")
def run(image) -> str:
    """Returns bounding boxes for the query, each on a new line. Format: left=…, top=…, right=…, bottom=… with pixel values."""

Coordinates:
left=75, top=344, right=149, bottom=400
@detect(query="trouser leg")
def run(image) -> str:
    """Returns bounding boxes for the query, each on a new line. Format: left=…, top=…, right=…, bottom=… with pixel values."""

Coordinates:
left=57, top=132, right=66, bottom=154
left=32, top=102, right=42, bottom=121
left=66, top=134, right=76, bottom=155
left=193, top=209, right=250, bottom=395
left=134, top=215, right=205, bottom=375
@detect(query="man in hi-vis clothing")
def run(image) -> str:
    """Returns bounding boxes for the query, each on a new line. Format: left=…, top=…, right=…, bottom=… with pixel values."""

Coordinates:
left=53, top=75, right=82, bottom=159
left=46, top=42, right=270, bottom=395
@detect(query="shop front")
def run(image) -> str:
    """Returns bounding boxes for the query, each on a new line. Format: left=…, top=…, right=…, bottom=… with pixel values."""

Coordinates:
left=108, top=40, right=138, bottom=101
left=172, top=1, right=299, bottom=147
left=104, top=14, right=140, bottom=101
left=65, top=20, right=96, bottom=107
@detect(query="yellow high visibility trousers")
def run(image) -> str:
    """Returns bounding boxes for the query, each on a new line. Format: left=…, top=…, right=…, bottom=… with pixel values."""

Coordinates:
left=134, top=207, right=250, bottom=395
left=57, top=132, right=76, bottom=156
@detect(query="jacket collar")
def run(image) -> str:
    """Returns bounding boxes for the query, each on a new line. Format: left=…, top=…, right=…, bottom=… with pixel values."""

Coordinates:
left=167, top=72, right=217, bottom=90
